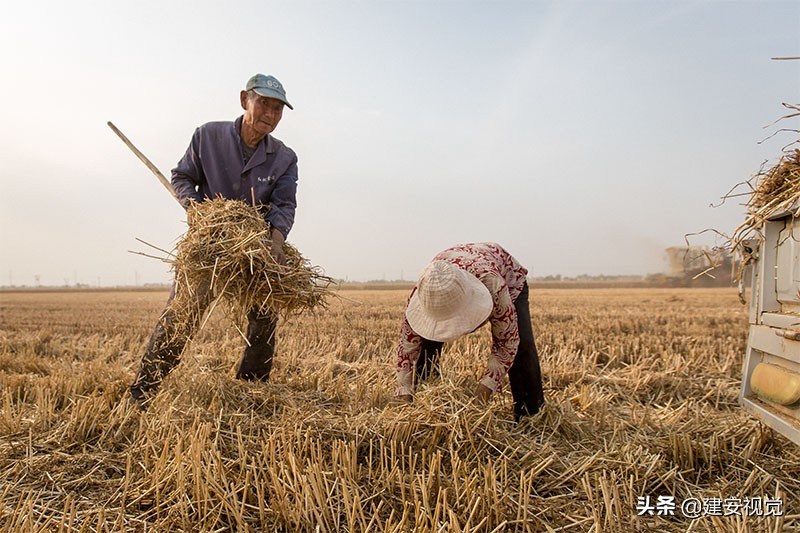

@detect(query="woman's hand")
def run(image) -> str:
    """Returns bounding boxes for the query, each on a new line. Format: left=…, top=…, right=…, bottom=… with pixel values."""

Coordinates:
left=474, top=383, right=492, bottom=404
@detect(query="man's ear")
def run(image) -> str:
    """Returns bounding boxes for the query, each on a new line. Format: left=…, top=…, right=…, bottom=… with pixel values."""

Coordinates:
left=240, top=90, right=249, bottom=110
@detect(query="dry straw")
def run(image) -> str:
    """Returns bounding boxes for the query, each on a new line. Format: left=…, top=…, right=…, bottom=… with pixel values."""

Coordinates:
left=681, top=105, right=799, bottom=288
left=733, top=148, right=800, bottom=245
left=716, top=103, right=800, bottom=288
left=2, top=288, right=799, bottom=531
left=731, top=104, right=800, bottom=249
left=167, top=198, right=334, bottom=327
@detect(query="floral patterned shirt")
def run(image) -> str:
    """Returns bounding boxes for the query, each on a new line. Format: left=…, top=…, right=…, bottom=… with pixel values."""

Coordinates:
left=395, top=242, right=528, bottom=397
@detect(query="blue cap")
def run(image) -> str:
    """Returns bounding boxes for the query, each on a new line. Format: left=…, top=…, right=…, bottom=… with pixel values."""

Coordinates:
left=245, top=74, right=293, bottom=110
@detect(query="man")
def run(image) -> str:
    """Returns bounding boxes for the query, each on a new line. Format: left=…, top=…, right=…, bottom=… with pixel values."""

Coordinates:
left=129, top=73, right=298, bottom=404
left=395, top=242, right=544, bottom=421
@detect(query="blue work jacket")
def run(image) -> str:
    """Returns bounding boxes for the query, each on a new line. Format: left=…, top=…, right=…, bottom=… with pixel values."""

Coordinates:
left=171, top=116, right=298, bottom=238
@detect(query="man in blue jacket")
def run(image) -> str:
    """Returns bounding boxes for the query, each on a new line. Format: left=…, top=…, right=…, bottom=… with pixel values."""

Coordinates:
left=129, top=73, right=298, bottom=405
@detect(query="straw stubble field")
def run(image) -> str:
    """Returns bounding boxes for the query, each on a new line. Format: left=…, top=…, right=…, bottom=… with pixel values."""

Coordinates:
left=0, top=287, right=798, bottom=532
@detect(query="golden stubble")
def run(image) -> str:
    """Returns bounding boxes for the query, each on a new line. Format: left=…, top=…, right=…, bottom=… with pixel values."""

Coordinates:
left=0, top=287, right=797, bottom=532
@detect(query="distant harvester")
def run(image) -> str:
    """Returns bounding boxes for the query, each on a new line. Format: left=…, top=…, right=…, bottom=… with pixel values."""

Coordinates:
left=663, top=246, right=735, bottom=286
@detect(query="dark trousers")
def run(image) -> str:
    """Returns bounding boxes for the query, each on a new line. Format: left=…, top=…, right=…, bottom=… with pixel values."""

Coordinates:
left=130, top=279, right=277, bottom=401
left=415, top=282, right=544, bottom=421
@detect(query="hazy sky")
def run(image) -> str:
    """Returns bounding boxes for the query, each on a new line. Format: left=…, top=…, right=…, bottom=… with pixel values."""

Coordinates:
left=1, top=1, right=798, bottom=286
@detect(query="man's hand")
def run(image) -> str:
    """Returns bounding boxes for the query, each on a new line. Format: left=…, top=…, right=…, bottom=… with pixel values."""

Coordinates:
left=474, top=383, right=492, bottom=404
left=270, top=227, right=286, bottom=265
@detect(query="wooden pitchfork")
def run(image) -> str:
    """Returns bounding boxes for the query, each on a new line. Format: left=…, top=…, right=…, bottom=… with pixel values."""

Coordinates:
left=107, top=121, right=180, bottom=205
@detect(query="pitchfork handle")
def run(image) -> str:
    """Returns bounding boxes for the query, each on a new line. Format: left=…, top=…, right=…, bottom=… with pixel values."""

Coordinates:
left=107, top=121, right=179, bottom=204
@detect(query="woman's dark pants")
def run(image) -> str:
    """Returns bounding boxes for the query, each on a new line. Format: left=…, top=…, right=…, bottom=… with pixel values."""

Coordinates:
left=414, top=281, right=544, bottom=421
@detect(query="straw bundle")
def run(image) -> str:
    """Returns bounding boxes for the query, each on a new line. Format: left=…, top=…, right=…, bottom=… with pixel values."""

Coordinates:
left=727, top=149, right=800, bottom=288
left=731, top=103, right=800, bottom=248
left=747, top=149, right=800, bottom=215
left=170, top=198, right=334, bottom=321
left=726, top=107, right=800, bottom=287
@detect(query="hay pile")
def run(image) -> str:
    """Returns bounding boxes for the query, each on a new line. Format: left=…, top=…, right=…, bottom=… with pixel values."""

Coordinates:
left=169, top=198, right=334, bottom=322
left=748, top=149, right=800, bottom=212
left=731, top=104, right=800, bottom=250
left=725, top=105, right=800, bottom=289
left=733, top=148, right=800, bottom=248
left=2, top=288, right=799, bottom=531
left=727, top=149, right=800, bottom=290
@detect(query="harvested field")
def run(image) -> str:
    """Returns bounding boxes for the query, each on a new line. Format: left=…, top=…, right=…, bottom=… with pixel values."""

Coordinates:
left=0, top=287, right=798, bottom=532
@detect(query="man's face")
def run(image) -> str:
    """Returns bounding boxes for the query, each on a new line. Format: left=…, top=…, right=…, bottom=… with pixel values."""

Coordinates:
left=241, top=90, right=284, bottom=138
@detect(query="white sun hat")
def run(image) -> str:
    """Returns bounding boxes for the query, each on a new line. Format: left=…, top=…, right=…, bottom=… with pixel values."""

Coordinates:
left=405, top=260, right=493, bottom=342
